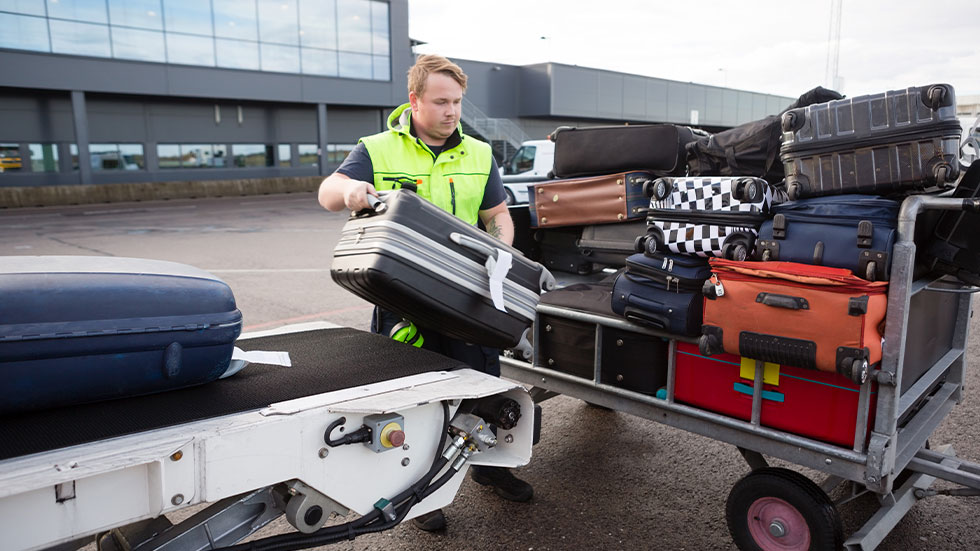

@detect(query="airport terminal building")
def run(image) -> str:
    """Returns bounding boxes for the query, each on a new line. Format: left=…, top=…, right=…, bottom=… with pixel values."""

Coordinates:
left=0, top=0, right=792, bottom=201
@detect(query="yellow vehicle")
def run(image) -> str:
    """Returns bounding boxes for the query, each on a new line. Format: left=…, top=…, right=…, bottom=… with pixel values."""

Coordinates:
left=0, top=155, right=22, bottom=172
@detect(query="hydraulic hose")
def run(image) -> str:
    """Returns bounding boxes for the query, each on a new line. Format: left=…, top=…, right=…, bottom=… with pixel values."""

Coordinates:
left=222, top=401, right=455, bottom=551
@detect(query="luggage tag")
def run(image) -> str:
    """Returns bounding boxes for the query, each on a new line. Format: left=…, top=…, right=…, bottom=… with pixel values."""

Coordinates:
left=223, top=348, right=292, bottom=378
left=709, top=274, right=724, bottom=297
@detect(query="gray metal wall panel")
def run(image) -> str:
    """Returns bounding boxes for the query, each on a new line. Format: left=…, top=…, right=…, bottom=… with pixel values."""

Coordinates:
left=326, top=108, right=383, bottom=143
left=688, top=86, right=707, bottom=125
left=704, top=88, right=724, bottom=125
left=622, top=76, right=646, bottom=119
left=737, top=91, right=754, bottom=123
left=752, top=94, right=769, bottom=119
left=456, top=59, right=522, bottom=118
left=277, top=107, right=318, bottom=143
left=645, top=80, right=668, bottom=121
left=0, top=91, right=75, bottom=142
left=721, top=89, right=740, bottom=126
left=388, top=0, right=411, bottom=106
left=597, top=73, right=623, bottom=118
left=552, top=66, right=599, bottom=118
left=518, top=64, right=552, bottom=116
left=666, top=82, right=689, bottom=123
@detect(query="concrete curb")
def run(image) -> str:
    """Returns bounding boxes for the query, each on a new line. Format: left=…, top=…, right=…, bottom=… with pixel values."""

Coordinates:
left=0, top=176, right=322, bottom=208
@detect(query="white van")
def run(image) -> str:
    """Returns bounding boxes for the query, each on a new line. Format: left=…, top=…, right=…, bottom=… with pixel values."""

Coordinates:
left=499, top=139, right=555, bottom=205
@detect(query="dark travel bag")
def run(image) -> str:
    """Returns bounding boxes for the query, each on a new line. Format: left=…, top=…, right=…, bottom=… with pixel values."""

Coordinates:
left=611, top=252, right=711, bottom=336
left=0, top=256, right=243, bottom=414
left=780, top=84, right=962, bottom=200
left=686, top=86, right=844, bottom=185
left=755, top=195, right=900, bottom=281
left=536, top=279, right=669, bottom=394
left=551, top=124, right=701, bottom=179
left=529, top=171, right=653, bottom=228
left=331, top=190, right=556, bottom=349
left=639, top=176, right=776, bottom=259
left=923, top=162, right=980, bottom=285
left=577, top=220, right=647, bottom=267
left=533, top=226, right=596, bottom=275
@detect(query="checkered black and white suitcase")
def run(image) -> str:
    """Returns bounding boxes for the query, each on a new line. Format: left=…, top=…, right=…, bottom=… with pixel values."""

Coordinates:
left=640, top=176, right=776, bottom=260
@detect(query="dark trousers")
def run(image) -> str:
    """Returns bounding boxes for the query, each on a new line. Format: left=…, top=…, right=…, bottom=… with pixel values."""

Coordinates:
left=371, top=307, right=501, bottom=377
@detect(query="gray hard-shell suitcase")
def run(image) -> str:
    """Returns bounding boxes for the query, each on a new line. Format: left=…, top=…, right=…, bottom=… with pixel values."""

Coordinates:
left=780, top=84, right=962, bottom=200
left=0, top=256, right=243, bottom=414
left=331, top=190, right=556, bottom=349
left=577, top=220, right=647, bottom=267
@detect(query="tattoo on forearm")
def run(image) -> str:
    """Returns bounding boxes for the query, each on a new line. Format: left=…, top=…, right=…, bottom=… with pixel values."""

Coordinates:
left=487, top=218, right=502, bottom=239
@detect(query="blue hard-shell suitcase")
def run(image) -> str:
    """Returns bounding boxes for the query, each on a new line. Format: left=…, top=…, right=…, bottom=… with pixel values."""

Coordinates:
left=754, top=195, right=900, bottom=281
left=611, top=252, right=710, bottom=336
left=0, top=256, right=243, bottom=414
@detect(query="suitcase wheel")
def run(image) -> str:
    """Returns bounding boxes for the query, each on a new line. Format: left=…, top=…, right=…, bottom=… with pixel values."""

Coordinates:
left=734, top=179, right=764, bottom=203
left=644, top=233, right=663, bottom=256
left=864, top=261, right=877, bottom=282
left=923, top=84, right=949, bottom=109
left=633, top=235, right=648, bottom=254
left=726, top=468, right=843, bottom=551
left=722, top=236, right=752, bottom=261
left=934, top=163, right=952, bottom=185
left=786, top=182, right=801, bottom=201
left=760, top=249, right=772, bottom=262
left=840, top=358, right=870, bottom=385
left=781, top=110, right=804, bottom=133
left=646, top=179, right=671, bottom=201
left=698, top=333, right=720, bottom=355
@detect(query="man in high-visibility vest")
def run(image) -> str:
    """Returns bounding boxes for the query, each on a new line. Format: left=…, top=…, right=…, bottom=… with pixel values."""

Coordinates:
left=318, top=55, right=530, bottom=532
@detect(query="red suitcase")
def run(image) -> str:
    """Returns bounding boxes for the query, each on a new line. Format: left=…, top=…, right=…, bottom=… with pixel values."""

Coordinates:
left=674, top=342, right=876, bottom=447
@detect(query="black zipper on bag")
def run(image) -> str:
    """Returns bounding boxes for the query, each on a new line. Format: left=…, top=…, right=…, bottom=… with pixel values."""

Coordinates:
left=449, top=178, right=457, bottom=215
left=625, top=258, right=708, bottom=291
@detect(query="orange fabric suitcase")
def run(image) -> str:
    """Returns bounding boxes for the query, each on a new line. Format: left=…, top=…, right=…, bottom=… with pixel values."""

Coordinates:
left=699, top=259, right=887, bottom=383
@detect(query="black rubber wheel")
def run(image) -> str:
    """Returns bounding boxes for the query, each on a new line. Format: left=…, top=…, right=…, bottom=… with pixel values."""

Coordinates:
left=652, top=179, right=671, bottom=201
left=735, top=179, right=763, bottom=203
left=723, top=236, right=751, bottom=261
left=934, top=163, right=951, bottom=185
left=642, top=179, right=655, bottom=198
left=634, top=235, right=648, bottom=254
left=726, top=467, right=843, bottom=551
left=865, top=261, right=877, bottom=282
left=644, top=234, right=662, bottom=256
left=787, top=183, right=800, bottom=202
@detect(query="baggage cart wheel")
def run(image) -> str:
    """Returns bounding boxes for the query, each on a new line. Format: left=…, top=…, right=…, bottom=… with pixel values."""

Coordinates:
left=726, top=467, right=843, bottom=551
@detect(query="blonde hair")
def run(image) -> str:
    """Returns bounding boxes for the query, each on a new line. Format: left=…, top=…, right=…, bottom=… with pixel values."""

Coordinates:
left=407, top=55, right=467, bottom=98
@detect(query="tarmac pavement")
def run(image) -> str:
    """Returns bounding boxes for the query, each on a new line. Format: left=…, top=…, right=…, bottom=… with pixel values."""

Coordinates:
left=3, top=192, right=978, bottom=550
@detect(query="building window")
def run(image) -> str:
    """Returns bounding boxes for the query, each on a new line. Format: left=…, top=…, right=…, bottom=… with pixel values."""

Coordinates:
left=111, top=27, right=166, bottom=62
left=216, top=38, right=260, bottom=70
left=49, top=19, right=112, bottom=58
left=326, top=144, right=354, bottom=164
left=90, top=143, right=145, bottom=170
left=163, top=0, right=214, bottom=36
left=46, top=0, right=109, bottom=24
left=260, top=43, right=300, bottom=73
left=28, top=144, right=59, bottom=172
left=278, top=144, right=292, bottom=166
left=0, top=13, right=50, bottom=52
left=107, top=0, right=163, bottom=31
left=0, top=143, right=23, bottom=173
left=297, top=144, right=318, bottom=166
left=166, top=32, right=216, bottom=66
left=233, top=144, right=274, bottom=167
left=157, top=144, right=227, bottom=168
left=213, top=0, right=258, bottom=41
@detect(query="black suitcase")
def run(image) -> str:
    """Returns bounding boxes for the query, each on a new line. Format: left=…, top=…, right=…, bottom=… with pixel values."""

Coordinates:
left=924, top=162, right=980, bottom=285
left=331, top=190, right=555, bottom=349
left=780, top=84, right=962, bottom=200
left=536, top=280, right=669, bottom=394
left=611, top=252, right=711, bottom=336
left=533, top=227, right=596, bottom=275
left=577, top=220, right=647, bottom=267
left=0, top=256, right=243, bottom=414
left=551, top=124, right=702, bottom=179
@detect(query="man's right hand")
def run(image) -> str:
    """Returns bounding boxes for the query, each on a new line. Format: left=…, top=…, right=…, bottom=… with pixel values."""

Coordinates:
left=318, top=172, right=379, bottom=212
left=342, top=179, right=379, bottom=211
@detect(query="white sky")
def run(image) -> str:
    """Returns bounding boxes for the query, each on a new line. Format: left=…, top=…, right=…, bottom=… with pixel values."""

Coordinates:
left=408, top=0, right=980, bottom=100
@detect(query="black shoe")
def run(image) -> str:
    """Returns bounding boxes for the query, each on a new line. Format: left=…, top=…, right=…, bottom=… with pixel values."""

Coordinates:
left=470, top=466, right=534, bottom=502
left=412, top=509, right=446, bottom=532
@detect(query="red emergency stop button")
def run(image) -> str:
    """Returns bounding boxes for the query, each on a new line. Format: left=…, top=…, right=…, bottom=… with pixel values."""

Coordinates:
left=380, top=422, right=405, bottom=448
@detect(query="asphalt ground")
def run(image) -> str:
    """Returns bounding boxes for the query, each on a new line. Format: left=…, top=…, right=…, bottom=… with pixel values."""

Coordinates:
left=3, top=192, right=978, bottom=550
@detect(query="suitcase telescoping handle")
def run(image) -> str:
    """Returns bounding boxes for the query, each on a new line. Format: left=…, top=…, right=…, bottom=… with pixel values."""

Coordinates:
left=755, top=292, right=809, bottom=310
left=366, top=194, right=387, bottom=214
left=449, top=232, right=556, bottom=293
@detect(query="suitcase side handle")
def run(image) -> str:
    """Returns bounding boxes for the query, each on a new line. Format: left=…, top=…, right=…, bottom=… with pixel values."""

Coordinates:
left=755, top=292, right=809, bottom=310
left=450, top=232, right=556, bottom=293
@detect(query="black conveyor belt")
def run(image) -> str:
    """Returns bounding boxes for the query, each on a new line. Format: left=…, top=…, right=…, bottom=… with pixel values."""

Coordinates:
left=0, top=328, right=465, bottom=461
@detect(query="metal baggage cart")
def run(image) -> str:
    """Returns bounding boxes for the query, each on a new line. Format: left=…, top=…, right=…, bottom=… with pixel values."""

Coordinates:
left=501, top=195, right=980, bottom=550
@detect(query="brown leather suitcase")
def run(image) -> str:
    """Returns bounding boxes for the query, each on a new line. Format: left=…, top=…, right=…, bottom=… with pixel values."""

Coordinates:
left=528, top=171, right=654, bottom=228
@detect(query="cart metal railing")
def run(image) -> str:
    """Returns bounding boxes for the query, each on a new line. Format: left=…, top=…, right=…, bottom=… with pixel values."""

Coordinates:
left=501, top=195, right=980, bottom=550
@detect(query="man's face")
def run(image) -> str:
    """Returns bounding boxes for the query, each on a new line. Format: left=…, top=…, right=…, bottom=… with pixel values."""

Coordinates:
left=409, top=72, right=463, bottom=146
